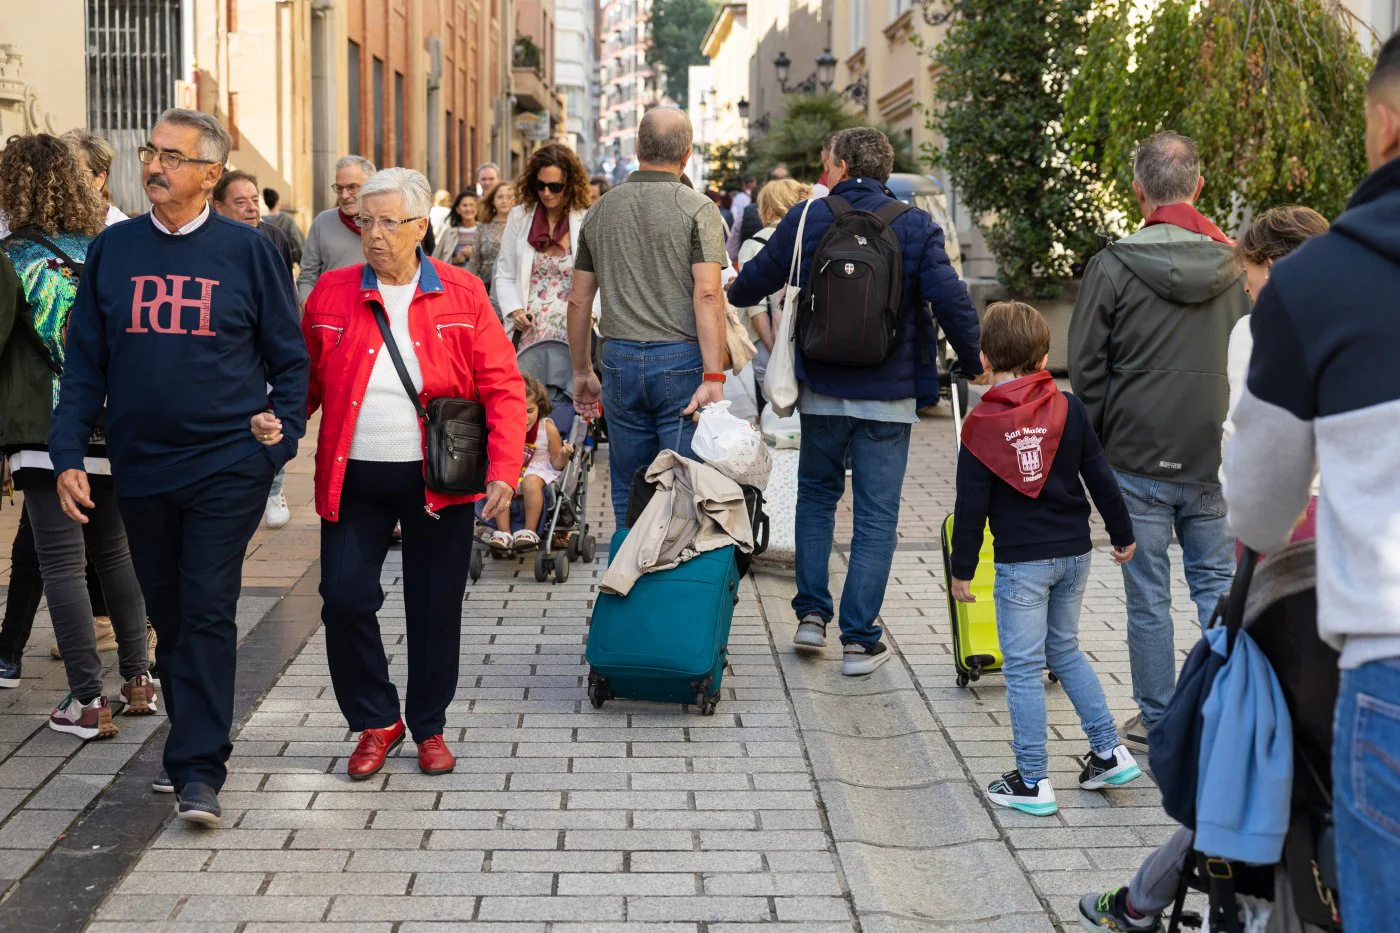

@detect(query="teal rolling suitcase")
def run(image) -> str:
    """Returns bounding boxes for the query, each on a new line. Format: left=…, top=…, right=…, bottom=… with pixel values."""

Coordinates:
left=585, top=528, right=739, bottom=715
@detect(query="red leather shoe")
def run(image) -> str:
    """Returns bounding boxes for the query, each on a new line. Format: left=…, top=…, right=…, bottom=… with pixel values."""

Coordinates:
left=417, top=734, right=456, bottom=775
left=347, top=720, right=406, bottom=780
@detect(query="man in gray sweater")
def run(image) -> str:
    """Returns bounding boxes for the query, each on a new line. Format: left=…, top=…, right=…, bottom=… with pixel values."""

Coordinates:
left=296, top=155, right=375, bottom=303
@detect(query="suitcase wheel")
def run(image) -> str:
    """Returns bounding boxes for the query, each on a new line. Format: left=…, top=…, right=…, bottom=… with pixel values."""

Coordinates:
left=1047, top=671, right=1059, bottom=684
left=694, top=690, right=719, bottom=716
left=587, top=673, right=611, bottom=710
left=956, top=672, right=970, bottom=688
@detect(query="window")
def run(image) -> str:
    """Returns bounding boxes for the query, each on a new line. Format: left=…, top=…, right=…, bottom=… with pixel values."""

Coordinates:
left=348, top=41, right=362, bottom=155
left=372, top=56, right=385, bottom=168
left=394, top=71, right=405, bottom=167
left=227, top=0, right=238, bottom=32
left=851, top=1, right=867, bottom=49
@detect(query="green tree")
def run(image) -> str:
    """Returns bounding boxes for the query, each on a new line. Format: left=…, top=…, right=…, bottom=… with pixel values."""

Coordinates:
left=925, top=0, right=1102, bottom=298
left=752, top=93, right=919, bottom=182
left=703, top=140, right=751, bottom=191
left=648, top=0, right=718, bottom=109
left=1065, top=0, right=1372, bottom=227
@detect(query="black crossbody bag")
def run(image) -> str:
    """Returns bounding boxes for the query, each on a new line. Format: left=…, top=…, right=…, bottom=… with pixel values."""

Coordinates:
left=370, top=307, right=490, bottom=495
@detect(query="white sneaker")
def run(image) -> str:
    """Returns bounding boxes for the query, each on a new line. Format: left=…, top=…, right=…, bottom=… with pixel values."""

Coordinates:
left=1079, top=745, right=1144, bottom=790
left=264, top=493, right=290, bottom=529
left=987, top=771, right=1058, bottom=816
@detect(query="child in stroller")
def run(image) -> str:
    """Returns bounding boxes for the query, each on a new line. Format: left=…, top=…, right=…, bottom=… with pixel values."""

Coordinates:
left=470, top=341, right=599, bottom=584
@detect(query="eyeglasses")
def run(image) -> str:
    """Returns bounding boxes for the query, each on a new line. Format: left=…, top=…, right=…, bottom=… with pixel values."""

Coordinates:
left=353, top=215, right=423, bottom=234
left=137, top=146, right=216, bottom=171
left=532, top=179, right=567, bottom=195
left=332, top=183, right=363, bottom=195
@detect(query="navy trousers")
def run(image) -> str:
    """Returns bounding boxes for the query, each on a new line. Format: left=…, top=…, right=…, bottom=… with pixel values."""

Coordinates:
left=320, top=460, right=473, bottom=743
left=118, top=449, right=275, bottom=793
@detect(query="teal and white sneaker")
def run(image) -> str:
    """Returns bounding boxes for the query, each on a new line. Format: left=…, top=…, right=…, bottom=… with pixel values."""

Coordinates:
left=987, top=771, right=1057, bottom=816
left=1079, top=745, right=1143, bottom=790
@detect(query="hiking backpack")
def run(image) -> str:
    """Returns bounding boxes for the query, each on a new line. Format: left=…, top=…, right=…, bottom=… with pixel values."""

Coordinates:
left=798, top=195, right=913, bottom=367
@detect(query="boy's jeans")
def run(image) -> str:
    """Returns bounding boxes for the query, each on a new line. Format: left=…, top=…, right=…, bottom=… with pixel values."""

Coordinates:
left=1334, top=658, right=1400, bottom=930
left=993, top=554, right=1119, bottom=783
left=600, top=340, right=703, bottom=527
left=1113, top=471, right=1234, bottom=727
left=793, top=415, right=910, bottom=646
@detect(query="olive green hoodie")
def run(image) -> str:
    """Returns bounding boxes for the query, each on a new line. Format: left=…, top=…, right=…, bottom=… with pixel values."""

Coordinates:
left=1068, top=222, right=1249, bottom=485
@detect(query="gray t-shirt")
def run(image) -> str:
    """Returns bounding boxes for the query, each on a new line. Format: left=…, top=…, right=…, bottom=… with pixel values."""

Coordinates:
left=575, top=170, right=730, bottom=344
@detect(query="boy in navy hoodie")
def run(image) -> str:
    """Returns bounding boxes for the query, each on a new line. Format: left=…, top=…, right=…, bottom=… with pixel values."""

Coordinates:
left=950, top=301, right=1141, bottom=816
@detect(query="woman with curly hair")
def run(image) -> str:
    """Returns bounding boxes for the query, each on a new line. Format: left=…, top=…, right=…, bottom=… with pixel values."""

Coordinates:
left=0, top=134, right=153, bottom=739
left=494, top=142, right=596, bottom=348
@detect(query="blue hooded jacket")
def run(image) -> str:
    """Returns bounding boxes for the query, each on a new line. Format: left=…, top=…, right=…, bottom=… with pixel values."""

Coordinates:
left=1194, top=626, right=1293, bottom=865
left=727, top=177, right=983, bottom=400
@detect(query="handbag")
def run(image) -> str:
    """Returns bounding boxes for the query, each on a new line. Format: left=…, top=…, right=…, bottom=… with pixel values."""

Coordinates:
left=721, top=295, right=757, bottom=374
left=370, top=307, right=490, bottom=495
left=763, top=199, right=813, bottom=417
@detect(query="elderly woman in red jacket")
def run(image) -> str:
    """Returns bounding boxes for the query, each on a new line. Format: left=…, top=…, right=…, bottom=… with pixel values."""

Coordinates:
left=254, top=167, right=524, bottom=780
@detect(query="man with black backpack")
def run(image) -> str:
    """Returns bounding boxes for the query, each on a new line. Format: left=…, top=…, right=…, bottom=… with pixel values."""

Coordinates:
left=728, top=127, right=984, bottom=676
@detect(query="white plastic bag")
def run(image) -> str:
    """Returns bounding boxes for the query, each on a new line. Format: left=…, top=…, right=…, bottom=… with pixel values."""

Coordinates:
left=691, top=401, right=772, bottom=490
left=762, top=199, right=813, bottom=417
left=760, top=403, right=802, bottom=449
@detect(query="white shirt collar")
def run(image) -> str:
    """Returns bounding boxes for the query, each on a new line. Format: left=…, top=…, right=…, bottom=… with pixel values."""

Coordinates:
left=150, top=203, right=211, bottom=236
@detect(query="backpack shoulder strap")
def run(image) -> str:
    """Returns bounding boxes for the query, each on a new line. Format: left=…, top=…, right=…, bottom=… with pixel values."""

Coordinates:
left=825, top=195, right=852, bottom=218
left=6, top=228, right=84, bottom=275
left=874, top=200, right=914, bottom=226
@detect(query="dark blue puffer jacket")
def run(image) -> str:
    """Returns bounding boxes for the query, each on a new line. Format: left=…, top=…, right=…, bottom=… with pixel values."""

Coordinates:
left=728, top=177, right=983, bottom=400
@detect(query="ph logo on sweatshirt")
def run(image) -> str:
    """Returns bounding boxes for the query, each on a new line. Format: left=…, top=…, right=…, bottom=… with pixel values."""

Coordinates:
left=127, top=275, right=219, bottom=336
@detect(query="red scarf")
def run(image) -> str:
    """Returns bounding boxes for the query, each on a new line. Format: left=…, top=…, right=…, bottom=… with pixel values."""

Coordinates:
left=960, top=371, right=1069, bottom=499
left=1144, top=203, right=1232, bottom=245
left=527, top=204, right=569, bottom=252
left=337, top=209, right=362, bottom=237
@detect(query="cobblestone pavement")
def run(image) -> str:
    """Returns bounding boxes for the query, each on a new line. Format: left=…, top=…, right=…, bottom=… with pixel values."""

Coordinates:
left=0, top=408, right=1211, bottom=931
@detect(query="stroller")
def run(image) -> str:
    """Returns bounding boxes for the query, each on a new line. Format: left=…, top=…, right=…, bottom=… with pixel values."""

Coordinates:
left=1164, top=540, right=1342, bottom=933
left=468, top=338, right=600, bottom=585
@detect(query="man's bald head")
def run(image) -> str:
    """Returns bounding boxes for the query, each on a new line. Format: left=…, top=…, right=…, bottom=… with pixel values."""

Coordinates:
left=1366, top=31, right=1400, bottom=170
left=637, top=108, right=693, bottom=170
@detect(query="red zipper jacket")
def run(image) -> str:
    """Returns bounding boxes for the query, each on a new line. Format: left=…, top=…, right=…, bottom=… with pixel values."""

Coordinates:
left=302, top=251, right=527, bottom=521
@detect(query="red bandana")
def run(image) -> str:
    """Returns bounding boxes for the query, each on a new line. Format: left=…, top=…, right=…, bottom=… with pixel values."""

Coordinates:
left=527, top=204, right=569, bottom=252
left=960, top=371, right=1069, bottom=499
left=338, top=209, right=362, bottom=237
left=1144, top=203, right=1232, bottom=245
left=518, top=420, right=541, bottom=484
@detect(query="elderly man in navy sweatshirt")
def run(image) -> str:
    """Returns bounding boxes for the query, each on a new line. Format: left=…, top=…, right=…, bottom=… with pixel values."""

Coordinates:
left=50, top=108, right=309, bottom=827
left=1225, top=33, right=1400, bottom=929
left=728, top=127, right=984, bottom=676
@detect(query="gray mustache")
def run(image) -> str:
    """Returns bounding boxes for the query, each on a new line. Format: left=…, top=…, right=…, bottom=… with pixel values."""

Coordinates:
left=146, top=176, right=170, bottom=190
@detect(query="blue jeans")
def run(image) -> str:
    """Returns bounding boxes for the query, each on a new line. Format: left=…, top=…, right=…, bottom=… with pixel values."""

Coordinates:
left=994, top=555, right=1119, bottom=783
left=1114, top=471, right=1234, bottom=726
left=1334, top=658, right=1400, bottom=929
left=793, top=415, right=910, bottom=647
left=601, top=339, right=703, bottom=527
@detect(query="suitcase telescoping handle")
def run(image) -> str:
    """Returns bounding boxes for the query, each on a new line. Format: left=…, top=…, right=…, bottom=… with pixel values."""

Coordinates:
left=949, top=368, right=970, bottom=450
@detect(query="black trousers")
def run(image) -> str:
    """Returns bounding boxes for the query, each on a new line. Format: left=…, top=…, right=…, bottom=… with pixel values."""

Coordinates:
left=0, top=505, right=110, bottom=663
left=118, top=450, right=275, bottom=792
left=321, top=460, right=472, bottom=743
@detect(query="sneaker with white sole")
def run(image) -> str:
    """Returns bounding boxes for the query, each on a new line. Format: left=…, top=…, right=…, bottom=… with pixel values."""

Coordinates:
left=793, top=614, right=827, bottom=649
left=0, top=657, right=19, bottom=688
left=1079, top=745, right=1143, bottom=790
left=264, top=492, right=290, bottom=529
left=841, top=641, right=891, bottom=676
left=49, top=693, right=117, bottom=740
left=120, top=673, right=158, bottom=716
left=987, top=770, right=1058, bottom=816
left=152, top=770, right=175, bottom=794
left=1121, top=714, right=1151, bottom=753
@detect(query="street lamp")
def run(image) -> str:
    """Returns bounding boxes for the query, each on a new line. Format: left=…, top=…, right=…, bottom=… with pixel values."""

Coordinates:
left=774, top=50, right=821, bottom=95
left=816, top=49, right=837, bottom=91
left=737, top=97, right=749, bottom=120
left=773, top=51, right=791, bottom=89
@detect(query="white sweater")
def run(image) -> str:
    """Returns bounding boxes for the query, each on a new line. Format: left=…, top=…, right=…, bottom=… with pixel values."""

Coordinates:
left=348, top=273, right=424, bottom=462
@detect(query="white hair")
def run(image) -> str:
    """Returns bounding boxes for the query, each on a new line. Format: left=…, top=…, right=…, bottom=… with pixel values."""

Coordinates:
left=335, top=154, right=376, bottom=176
left=358, top=167, right=433, bottom=218
left=155, top=108, right=232, bottom=164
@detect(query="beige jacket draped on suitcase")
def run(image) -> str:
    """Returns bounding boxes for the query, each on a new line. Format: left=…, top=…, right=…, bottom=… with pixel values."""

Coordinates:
left=601, top=452, right=755, bottom=596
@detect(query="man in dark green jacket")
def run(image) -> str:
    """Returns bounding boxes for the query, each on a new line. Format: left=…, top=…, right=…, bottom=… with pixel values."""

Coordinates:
left=1068, top=131, right=1248, bottom=749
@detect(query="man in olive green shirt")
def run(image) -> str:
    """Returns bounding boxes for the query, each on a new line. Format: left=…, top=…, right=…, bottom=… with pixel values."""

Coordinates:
left=567, top=108, right=731, bottom=524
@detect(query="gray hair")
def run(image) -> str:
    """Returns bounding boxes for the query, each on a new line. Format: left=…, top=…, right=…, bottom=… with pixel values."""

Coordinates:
left=155, top=108, right=232, bottom=165
left=335, top=154, right=376, bottom=177
left=475, top=161, right=500, bottom=175
left=1133, top=131, right=1201, bottom=205
left=637, top=108, right=693, bottom=167
left=829, top=127, right=894, bottom=183
left=359, top=167, right=433, bottom=218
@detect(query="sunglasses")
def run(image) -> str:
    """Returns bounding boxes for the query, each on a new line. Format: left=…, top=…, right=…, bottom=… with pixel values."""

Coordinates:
left=532, top=179, right=567, bottom=194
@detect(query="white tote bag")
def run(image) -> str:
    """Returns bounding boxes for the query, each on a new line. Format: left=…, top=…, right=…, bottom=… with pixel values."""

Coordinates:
left=762, top=199, right=814, bottom=417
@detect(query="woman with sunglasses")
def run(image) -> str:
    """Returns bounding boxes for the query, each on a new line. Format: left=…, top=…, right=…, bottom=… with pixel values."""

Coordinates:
left=494, top=144, right=596, bottom=349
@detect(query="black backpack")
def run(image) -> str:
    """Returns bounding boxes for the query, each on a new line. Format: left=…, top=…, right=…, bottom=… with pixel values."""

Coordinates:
left=798, top=195, right=913, bottom=367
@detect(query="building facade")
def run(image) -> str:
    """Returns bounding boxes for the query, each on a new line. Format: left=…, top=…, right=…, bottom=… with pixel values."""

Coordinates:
left=697, top=2, right=748, bottom=154
left=555, top=0, right=599, bottom=170
left=743, top=0, right=830, bottom=135
left=598, top=0, right=661, bottom=180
